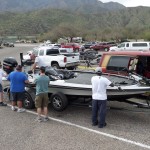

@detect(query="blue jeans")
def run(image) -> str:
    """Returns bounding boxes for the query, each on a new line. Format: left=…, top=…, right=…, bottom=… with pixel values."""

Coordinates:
left=92, top=100, right=107, bottom=126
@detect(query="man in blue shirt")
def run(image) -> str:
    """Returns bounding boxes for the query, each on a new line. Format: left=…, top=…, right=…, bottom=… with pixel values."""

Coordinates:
left=7, top=65, right=29, bottom=112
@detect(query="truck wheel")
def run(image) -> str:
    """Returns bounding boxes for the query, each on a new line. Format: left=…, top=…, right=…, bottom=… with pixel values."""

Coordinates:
left=23, top=91, right=35, bottom=109
left=50, top=92, right=68, bottom=111
left=52, top=63, right=60, bottom=69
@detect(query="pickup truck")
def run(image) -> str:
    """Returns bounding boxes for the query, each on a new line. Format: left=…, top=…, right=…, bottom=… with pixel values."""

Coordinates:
left=23, top=46, right=80, bottom=70
left=90, top=42, right=116, bottom=51
left=61, top=43, right=81, bottom=53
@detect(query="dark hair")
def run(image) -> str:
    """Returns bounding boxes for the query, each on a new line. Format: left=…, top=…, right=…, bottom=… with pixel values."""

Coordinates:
left=40, top=66, right=45, bottom=73
left=16, top=65, right=22, bottom=71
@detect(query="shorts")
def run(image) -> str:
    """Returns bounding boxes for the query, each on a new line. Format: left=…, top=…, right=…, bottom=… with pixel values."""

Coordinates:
left=10, top=92, right=25, bottom=102
left=0, top=84, right=3, bottom=92
left=35, top=93, right=49, bottom=108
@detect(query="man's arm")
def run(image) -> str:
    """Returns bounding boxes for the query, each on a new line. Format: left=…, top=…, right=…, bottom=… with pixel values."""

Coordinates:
left=25, top=79, right=29, bottom=84
left=31, top=62, right=37, bottom=72
left=109, top=83, right=114, bottom=87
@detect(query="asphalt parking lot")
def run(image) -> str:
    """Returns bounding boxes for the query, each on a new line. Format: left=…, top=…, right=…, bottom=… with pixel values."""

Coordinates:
left=0, top=44, right=150, bottom=150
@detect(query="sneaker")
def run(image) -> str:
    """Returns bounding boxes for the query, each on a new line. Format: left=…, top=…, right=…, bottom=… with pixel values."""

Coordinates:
left=17, top=108, right=26, bottom=113
left=43, top=117, right=49, bottom=122
left=11, top=106, right=17, bottom=111
left=35, top=117, right=43, bottom=123
left=0, top=102, right=7, bottom=106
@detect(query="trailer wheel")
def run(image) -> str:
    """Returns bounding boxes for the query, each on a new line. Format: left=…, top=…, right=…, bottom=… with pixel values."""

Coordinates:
left=50, top=92, right=68, bottom=111
left=23, top=91, right=35, bottom=109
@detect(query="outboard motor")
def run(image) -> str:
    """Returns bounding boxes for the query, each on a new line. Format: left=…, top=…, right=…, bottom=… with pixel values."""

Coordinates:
left=3, top=57, right=18, bottom=74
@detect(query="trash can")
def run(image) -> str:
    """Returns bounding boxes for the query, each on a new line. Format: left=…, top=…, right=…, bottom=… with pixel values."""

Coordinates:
left=3, top=57, right=18, bottom=74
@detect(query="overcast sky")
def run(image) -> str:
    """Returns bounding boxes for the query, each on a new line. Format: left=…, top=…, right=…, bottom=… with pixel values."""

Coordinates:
left=101, top=0, right=150, bottom=7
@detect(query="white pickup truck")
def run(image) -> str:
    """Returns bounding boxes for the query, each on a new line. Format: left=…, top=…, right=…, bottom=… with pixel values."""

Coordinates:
left=23, top=46, right=80, bottom=69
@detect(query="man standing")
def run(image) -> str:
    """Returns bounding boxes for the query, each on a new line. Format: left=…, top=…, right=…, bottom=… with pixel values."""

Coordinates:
left=0, top=62, right=7, bottom=106
left=7, top=65, right=29, bottom=112
left=31, top=56, right=47, bottom=72
left=34, top=66, right=50, bottom=122
left=91, top=67, right=114, bottom=128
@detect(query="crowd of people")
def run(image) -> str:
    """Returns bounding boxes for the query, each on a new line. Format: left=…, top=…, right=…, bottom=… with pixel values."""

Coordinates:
left=0, top=60, right=50, bottom=122
left=1, top=57, right=116, bottom=127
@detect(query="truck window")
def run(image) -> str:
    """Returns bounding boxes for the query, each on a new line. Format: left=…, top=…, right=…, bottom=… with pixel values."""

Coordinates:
left=32, top=49, right=39, bottom=56
left=46, top=49, right=59, bottom=55
left=107, top=56, right=130, bottom=71
left=118, top=43, right=125, bottom=48
left=39, top=50, right=44, bottom=56
left=126, top=43, right=129, bottom=47
left=132, top=43, right=148, bottom=47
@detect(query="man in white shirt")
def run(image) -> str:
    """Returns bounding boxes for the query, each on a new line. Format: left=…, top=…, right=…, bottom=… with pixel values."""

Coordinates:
left=0, top=62, right=7, bottom=106
left=91, top=67, right=114, bottom=128
left=31, top=56, right=48, bottom=72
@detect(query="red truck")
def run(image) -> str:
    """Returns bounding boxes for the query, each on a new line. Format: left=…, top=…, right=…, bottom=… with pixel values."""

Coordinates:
left=90, top=42, right=116, bottom=51
left=99, top=51, right=150, bottom=78
left=61, top=43, right=81, bottom=53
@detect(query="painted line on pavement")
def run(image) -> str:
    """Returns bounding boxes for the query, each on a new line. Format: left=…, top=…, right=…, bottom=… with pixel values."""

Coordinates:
left=7, top=104, right=150, bottom=149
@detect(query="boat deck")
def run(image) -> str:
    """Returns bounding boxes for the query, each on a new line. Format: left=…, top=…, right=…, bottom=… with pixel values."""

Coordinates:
left=65, top=73, right=136, bottom=86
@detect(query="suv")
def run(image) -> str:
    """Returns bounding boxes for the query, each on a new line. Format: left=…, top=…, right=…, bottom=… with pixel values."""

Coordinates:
left=3, top=42, right=14, bottom=47
left=90, top=42, right=114, bottom=51
left=110, top=42, right=150, bottom=51
left=99, top=51, right=150, bottom=78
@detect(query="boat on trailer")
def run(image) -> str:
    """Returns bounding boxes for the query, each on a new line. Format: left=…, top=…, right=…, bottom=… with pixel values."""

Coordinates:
left=25, top=69, right=150, bottom=111
left=3, top=56, right=150, bottom=111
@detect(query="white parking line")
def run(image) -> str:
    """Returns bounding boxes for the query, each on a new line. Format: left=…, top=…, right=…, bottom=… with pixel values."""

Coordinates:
left=8, top=104, right=150, bottom=149
left=28, top=111, right=150, bottom=149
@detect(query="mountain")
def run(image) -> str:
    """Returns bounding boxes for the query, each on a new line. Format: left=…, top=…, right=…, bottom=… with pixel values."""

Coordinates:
left=0, top=1, right=149, bottom=41
left=0, top=6, right=150, bottom=42
left=0, top=0, right=125, bottom=13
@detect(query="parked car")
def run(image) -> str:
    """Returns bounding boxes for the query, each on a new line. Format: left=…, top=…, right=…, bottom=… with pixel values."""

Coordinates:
left=82, top=42, right=97, bottom=49
left=109, top=42, right=150, bottom=51
left=90, top=42, right=111, bottom=51
left=3, top=42, right=14, bottom=47
left=61, top=43, right=81, bottom=53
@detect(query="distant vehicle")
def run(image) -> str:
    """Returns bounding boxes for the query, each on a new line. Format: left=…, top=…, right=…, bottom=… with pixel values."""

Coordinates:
left=110, top=42, right=150, bottom=51
left=90, top=42, right=114, bottom=51
left=82, top=42, right=96, bottom=49
left=3, top=42, right=14, bottom=47
left=61, top=43, right=81, bottom=53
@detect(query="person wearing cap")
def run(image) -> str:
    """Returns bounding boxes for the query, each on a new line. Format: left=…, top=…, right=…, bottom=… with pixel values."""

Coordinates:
left=0, top=61, right=7, bottom=106
left=7, top=65, right=29, bottom=112
left=34, top=66, right=50, bottom=122
left=91, top=67, right=114, bottom=128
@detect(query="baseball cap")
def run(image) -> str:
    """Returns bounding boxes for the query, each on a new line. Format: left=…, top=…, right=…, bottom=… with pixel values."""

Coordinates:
left=95, top=67, right=102, bottom=74
left=16, top=65, right=22, bottom=70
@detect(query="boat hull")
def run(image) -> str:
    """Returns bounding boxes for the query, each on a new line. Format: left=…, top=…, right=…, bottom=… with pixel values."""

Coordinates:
left=49, top=80, right=150, bottom=100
